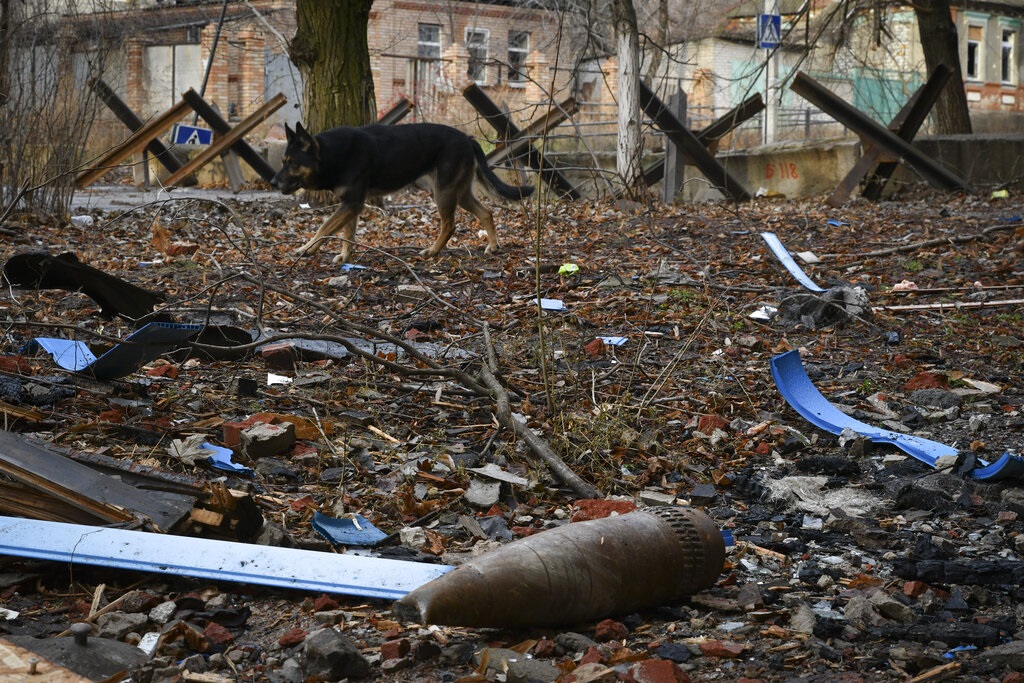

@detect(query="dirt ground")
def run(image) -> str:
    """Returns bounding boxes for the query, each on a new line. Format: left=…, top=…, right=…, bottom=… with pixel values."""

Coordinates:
left=1, top=181, right=1024, bottom=682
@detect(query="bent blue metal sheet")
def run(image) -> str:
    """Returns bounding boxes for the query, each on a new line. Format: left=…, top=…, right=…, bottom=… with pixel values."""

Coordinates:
left=27, top=322, right=202, bottom=380
left=761, top=232, right=827, bottom=292
left=85, top=321, right=202, bottom=380
left=771, top=350, right=1024, bottom=481
left=0, top=516, right=451, bottom=599
left=25, top=338, right=97, bottom=371
left=312, top=511, right=388, bottom=547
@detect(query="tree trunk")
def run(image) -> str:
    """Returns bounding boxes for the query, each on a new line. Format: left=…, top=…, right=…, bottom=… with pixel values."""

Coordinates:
left=914, top=0, right=972, bottom=134
left=290, top=0, right=376, bottom=132
left=613, top=0, right=643, bottom=194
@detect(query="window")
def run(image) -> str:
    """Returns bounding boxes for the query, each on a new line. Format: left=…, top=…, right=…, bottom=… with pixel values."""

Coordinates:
left=508, top=30, right=529, bottom=85
left=1002, top=28, right=1017, bottom=84
left=466, top=28, right=489, bottom=84
left=966, top=25, right=983, bottom=80
left=418, top=23, right=442, bottom=60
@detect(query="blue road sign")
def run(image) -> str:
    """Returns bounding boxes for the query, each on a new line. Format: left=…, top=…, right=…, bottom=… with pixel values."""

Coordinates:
left=171, top=124, right=213, bottom=146
left=758, top=14, right=781, bottom=49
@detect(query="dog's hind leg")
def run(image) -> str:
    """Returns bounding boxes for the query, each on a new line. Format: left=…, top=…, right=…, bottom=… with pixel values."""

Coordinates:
left=295, top=204, right=360, bottom=258
left=421, top=185, right=459, bottom=257
left=459, top=192, right=499, bottom=254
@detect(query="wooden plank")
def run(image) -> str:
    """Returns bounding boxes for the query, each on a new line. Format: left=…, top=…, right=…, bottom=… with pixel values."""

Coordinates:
left=0, top=638, right=93, bottom=683
left=76, top=98, right=192, bottom=189
left=0, top=430, right=194, bottom=530
left=159, top=93, right=286, bottom=188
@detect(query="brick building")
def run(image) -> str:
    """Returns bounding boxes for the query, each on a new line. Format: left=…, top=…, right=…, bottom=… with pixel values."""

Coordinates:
left=83, top=0, right=568, bottom=149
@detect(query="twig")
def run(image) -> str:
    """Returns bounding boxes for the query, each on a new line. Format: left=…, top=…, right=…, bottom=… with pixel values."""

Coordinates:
left=479, top=323, right=598, bottom=499
left=905, top=661, right=960, bottom=682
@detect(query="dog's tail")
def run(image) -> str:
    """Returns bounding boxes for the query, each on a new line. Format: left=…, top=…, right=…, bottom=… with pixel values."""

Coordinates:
left=472, top=142, right=535, bottom=200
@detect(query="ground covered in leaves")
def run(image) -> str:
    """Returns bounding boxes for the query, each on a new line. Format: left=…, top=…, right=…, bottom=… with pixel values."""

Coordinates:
left=2, top=182, right=1024, bottom=683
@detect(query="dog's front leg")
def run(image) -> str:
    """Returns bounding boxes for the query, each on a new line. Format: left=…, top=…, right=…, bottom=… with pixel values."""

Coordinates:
left=295, top=205, right=360, bottom=257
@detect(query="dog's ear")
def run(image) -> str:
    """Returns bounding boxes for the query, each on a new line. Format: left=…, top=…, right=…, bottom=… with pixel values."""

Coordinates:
left=284, top=123, right=294, bottom=144
left=293, top=121, right=318, bottom=154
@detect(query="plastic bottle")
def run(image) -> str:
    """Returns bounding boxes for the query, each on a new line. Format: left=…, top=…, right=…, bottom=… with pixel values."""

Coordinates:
left=393, top=506, right=725, bottom=628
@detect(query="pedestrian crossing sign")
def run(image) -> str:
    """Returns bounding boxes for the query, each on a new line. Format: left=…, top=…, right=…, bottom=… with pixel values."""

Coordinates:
left=171, top=124, right=213, bottom=146
left=758, top=14, right=781, bottom=49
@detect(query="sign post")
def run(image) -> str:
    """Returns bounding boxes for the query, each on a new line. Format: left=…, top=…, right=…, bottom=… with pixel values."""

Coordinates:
left=758, top=2, right=781, bottom=145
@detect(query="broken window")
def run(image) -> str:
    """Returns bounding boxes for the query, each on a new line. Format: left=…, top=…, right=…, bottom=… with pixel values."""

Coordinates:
left=967, top=24, right=983, bottom=81
left=417, top=23, right=441, bottom=60
left=466, top=28, right=489, bottom=84
left=1001, top=28, right=1017, bottom=84
left=508, top=30, right=529, bottom=85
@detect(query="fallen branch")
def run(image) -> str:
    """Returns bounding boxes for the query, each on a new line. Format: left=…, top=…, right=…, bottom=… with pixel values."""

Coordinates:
left=828, top=221, right=1020, bottom=259
left=479, top=323, right=598, bottom=499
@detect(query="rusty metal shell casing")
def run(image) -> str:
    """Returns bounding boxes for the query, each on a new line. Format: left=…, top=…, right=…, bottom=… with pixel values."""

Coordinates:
left=393, top=506, right=725, bottom=628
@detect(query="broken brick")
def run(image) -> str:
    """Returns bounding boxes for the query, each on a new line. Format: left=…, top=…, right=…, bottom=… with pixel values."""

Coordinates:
left=313, top=593, right=340, bottom=612
left=594, top=618, right=629, bottom=642
left=628, top=659, right=691, bottom=683
left=697, top=414, right=729, bottom=434
left=380, top=638, right=411, bottom=660
left=0, top=355, right=32, bottom=374
left=904, top=371, right=947, bottom=390
left=533, top=638, right=557, bottom=658
left=698, top=640, right=745, bottom=658
left=260, top=341, right=299, bottom=371
left=278, top=627, right=307, bottom=647
left=583, top=338, right=606, bottom=358
left=579, top=645, right=606, bottom=665
left=570, top=499, right=637, bottom=522
left=167, top=241, right=200, bottom=256
left=903, top=580, right=929, bottom=598
left=146, top=362, right=178, bottom=378
left=203, top=621, right=234, bottom=647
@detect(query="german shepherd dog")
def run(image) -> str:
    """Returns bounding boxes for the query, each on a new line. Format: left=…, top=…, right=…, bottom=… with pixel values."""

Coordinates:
left=272, top=122, right=534, bottom=263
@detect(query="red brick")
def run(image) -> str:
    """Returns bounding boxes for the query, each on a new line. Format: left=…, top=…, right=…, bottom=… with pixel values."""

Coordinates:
left=904, top=371, right=947, bottom=390
left=167, top=241, right=199, bottom=256
left=203, top=621, right=234, bottom=646
left=313, top=593, right=339, bottom=612
left=629, top=659, right=691, bottom=683
left=0, top=355, right=32, bottom=374
left=570, top=499, right=637, bottom=522
left=697, top=414, right=729, bottom=434
left=260, top=341, right=298, bottom=371
left=277, top=627, right=307, bottom=647
left=698, top=640, right=745, bottom=658
left=594, top=618, right=628, bottom=642
left=380, top=638, right=411, bottom=660
left=147, top=362, right=178, bottom=378
left=579, top=645, right=605, bottom=665
left=903, top=580, right=929, bottom=598
left=532, top=638, right=557, bottom=657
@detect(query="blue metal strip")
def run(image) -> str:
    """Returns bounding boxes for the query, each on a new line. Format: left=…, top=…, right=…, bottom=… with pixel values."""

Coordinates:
left=761, top=232, right=827, bottom=292
left=0, top=516, right=451, bottom=599
left=770, top=350, right=1024, bottom=481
